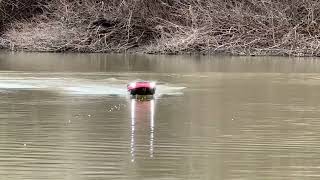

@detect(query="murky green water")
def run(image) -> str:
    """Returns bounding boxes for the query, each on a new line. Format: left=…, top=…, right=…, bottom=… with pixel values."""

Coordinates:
left=1, top=52, right=320, bottom=179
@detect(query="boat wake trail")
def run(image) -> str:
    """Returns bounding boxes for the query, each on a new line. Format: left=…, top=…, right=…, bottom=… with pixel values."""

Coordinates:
left=0, top=74, right=185, bottom=97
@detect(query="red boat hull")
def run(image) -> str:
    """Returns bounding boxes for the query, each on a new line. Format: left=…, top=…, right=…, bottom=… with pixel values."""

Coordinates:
left=127, top=82, right=156, bottom=95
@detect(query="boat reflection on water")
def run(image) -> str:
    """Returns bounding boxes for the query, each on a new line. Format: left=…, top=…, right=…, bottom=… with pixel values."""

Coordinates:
left=130, top=97, right=155, bottom=162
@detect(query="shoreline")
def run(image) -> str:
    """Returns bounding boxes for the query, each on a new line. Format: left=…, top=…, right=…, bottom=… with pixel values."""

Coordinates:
left=0, top=45, right=319, bottom=57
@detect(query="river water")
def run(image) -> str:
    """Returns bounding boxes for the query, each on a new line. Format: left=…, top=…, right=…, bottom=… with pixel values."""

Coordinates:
left=0, top=52, right=320, bottom=179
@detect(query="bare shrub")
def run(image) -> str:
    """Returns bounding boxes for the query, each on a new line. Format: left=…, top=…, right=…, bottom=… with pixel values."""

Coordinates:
left=2, top=0, right=320, bottom=56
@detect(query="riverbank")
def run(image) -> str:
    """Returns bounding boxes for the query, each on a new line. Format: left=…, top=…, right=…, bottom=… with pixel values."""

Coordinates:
left=1, top=0, right=320, bottom=56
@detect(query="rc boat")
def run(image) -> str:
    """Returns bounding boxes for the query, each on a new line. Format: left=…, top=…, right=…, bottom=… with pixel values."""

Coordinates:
left=127, top=81, right=156, bottom=96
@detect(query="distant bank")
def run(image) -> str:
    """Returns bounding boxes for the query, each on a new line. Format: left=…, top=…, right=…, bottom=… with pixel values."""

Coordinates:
left=1, top=0, right=320, bottom=56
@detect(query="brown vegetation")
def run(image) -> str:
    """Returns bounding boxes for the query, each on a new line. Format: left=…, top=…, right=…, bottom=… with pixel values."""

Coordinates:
left=1, top=0, right=320, bottom=56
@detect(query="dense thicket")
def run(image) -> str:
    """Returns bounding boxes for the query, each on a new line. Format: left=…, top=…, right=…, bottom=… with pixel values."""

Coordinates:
left=1, top=0, right=320, bottom=56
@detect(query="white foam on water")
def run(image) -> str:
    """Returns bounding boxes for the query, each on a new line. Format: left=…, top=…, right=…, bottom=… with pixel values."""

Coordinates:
left=0, top=82, right=37, bottom=89
left=0, top=75, right=185, bottom=97
left=65, top=85, right=127, bottom=95
left=155, top=85, right=186, bottom=97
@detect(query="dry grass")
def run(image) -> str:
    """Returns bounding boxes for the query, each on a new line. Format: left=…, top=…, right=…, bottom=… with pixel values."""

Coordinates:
left=2, top=0, right=320, bottom=56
